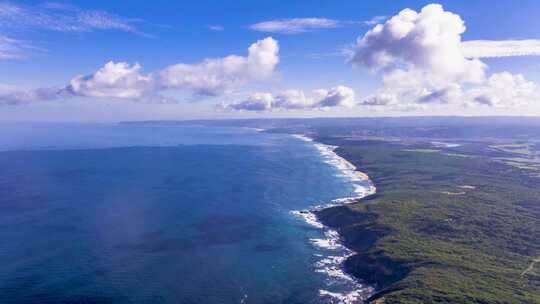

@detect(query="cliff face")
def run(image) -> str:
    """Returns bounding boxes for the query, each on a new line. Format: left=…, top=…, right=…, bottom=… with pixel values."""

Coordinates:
left=316, top=205, right=410, bottom=291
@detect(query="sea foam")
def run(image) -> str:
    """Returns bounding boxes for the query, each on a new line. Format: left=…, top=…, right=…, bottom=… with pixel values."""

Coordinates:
left=290, top=134, right=376, bottom=303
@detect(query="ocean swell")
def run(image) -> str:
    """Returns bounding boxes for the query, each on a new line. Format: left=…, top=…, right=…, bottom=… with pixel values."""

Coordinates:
left=290, top=134, right=376, bottom=304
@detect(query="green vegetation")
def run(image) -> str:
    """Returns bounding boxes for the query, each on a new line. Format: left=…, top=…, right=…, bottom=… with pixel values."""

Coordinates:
left=490, top=143, right=536, bottom=156
left=187, top=116, right=540, bottom=302
left=488, top=142, right=540, bottom=177
left=316, top=138, right=540, bottom=303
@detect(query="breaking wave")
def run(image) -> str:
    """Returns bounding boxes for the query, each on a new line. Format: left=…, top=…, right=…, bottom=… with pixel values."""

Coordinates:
left=290, top=134, right=376, bottom=304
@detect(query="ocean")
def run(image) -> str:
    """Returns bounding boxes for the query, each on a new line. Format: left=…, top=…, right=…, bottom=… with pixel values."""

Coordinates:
left=0, top=123, right=372, bottom=304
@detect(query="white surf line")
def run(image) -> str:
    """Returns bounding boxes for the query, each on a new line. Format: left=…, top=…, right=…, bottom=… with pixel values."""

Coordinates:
left=290, top=133, right=376, bottom=304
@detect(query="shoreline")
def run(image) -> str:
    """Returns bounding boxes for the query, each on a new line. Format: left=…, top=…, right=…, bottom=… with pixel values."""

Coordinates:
left=290, top=133, right=377, bottom=303
left=291, top=134, right=376, bottom=200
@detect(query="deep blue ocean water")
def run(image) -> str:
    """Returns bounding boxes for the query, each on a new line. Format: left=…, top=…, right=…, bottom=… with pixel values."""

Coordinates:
left=0, top=123, right=367, bottom=304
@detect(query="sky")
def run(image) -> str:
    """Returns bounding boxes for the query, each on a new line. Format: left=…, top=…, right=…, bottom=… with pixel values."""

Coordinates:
left=2, top=0, right=540, bottom=121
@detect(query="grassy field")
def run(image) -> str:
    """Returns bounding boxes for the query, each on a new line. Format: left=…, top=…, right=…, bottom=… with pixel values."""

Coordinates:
left=315, top=138, right=540, bottom=303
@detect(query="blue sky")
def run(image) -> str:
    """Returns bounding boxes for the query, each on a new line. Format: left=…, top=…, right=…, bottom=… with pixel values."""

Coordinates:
left=2, top=0, right=540, bottom=121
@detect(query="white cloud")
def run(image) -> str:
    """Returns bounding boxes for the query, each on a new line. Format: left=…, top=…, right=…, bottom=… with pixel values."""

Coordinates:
left=249, top=18, right=341, bottom=34
left=0, top=37, right=280, bottom=105
left=66, top=61, right=154, bottom=98
left=359, top=67, right=465, bottom=109
left=0, top=2, right=149, bottom=60
left=362, top=92, right=399, bottom=106
left=462, top=40, right=540, bottom=58
left=272, top=89, right=313, bottom=109
left=351, top=4, right=486, bottom=85
left=317, top=85, right=355, bottom=107
left=226, top=85, right=356, bottom=111
left=364, top=15, right=387, bottom=26
left=0, top=35, right=36, bottom=59
left=350, top=3, right=540, bottom=110
left=417, top=84, right=462, bottom=104
left=467, top=72, right=540, bottom=107
left=0, top=2, right=142, bottom=34
left=364, top=69, right=540, bottom=109
left=226, top=92, right=274, bottom=111
left=0, top=87, right=68, bottom=106
left=158, top=37, right=279, bottom=96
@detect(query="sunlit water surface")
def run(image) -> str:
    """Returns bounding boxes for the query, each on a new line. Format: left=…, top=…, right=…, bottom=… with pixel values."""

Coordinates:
left=0, top=123, right=368, bottom=303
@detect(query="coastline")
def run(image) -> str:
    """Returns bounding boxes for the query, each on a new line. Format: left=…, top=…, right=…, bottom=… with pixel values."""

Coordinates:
left=290, top=134, right=377, bottom=303
left=291, top=134, right=376, bottom=200
left=184, top=122, right=540, bottom=302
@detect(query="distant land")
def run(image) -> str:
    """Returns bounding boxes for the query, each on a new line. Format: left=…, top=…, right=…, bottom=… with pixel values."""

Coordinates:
left=130, top=117, right=540, bottom=303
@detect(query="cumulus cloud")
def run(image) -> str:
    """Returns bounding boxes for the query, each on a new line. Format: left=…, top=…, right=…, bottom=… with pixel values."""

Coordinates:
left=226, top=92, right=274, bottom=111
left=351, top=4, right=486, bottom=84
left=249, top=18, right=341, bottom=34
left=0, top=62, right=155, bottom=105
left=0, top=37, right=279, bottom=105
left=351, top=3, right=540, bottom=109
left=462, top=40, right=540, bottom=58
left=66, top=62, right=154, bottom=98
left=362, top=92, right=399, bottom=106
left=467, top=72, right=540, bottom=107
left=359, top=68, right=464, bottom=108
left=316, top=85, right=356, bottom=107
left=158, top=37, right=279, bottom=96
left=364, top=69, right=540, bottom=109
left=417, top=84, right=462, bottom=104
left=272, top=90, right=314, bottom=109
left=226, top=85, right=355, bottom=111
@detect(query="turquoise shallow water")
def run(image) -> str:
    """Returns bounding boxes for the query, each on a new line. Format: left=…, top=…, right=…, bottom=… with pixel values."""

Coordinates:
left=0, top=123, right=367, bottom=303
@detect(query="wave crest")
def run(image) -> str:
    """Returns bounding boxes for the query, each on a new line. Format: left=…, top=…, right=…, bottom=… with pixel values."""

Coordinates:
left=290, top=134, right=376, bottom=303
